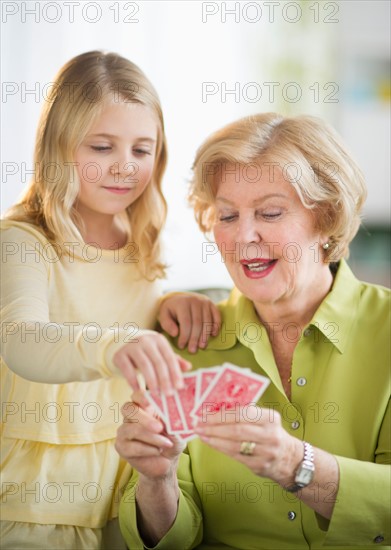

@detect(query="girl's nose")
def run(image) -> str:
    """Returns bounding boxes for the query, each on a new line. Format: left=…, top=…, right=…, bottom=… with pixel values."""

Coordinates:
left=110, top=157, right=138, bottom=180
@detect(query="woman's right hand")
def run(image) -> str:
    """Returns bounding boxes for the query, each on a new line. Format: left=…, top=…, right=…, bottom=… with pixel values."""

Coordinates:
left=115, top=392, right=185, bottom=480
left=113, top=331, right=191, bottom=395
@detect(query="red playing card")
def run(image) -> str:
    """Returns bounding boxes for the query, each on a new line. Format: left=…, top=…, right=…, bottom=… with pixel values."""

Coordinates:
left=196, top=367, right=251, bottom=408
left=191, top=363, right=270, bottom=421
left=195, top=367, right=220, bottom=409
left=144, top=390, right=167, bottom=421
left=176, top=372, right=200, bottom=431
left=162, top=393, right=188, bottom=433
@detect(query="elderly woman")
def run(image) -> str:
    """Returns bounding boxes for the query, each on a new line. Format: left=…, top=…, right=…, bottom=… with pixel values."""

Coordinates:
left=115, top=113, right=390, bottom=549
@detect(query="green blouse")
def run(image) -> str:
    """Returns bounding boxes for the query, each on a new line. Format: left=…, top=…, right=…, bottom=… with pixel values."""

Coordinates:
left=120, top=260, right=390, bottom=549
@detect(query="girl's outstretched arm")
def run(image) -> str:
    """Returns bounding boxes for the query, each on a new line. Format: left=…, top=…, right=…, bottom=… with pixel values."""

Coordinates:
left=1, top=222, right=190, bottom=391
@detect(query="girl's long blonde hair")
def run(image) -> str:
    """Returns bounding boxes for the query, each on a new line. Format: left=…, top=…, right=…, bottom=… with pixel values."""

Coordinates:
left=5, top=50, right=167, bottom=280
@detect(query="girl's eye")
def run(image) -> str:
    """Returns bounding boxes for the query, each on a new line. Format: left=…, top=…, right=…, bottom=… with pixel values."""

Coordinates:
left=133, top=148, right=151, bottom=156
left=91, top=146, right=111, bottom=151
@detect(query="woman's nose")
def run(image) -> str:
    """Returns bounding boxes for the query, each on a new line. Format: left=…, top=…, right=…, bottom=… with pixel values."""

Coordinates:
left=236, top=217, right=262, bottom=244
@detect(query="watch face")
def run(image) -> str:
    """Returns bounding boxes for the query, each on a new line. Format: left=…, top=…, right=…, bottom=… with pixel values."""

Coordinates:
left=296, top=464, right=315, bottom=485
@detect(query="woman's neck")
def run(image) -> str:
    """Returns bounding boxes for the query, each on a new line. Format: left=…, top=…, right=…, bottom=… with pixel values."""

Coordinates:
left=254, top=266, right=334, bottom=338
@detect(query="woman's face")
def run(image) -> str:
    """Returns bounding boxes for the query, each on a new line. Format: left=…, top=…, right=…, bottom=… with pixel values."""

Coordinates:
left=213, top=163, right=331, bottom=311
left=74, top=101, right=158, bottom=218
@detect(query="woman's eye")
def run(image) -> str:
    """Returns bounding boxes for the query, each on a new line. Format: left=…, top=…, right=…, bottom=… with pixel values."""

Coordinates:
left=262, top=211, right=282, bottom=219
left=219, top=214, right=237, bottom=222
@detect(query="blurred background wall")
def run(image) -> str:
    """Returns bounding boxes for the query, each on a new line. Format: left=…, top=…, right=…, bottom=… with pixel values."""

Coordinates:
left=1, top=0, right=390, bottom=290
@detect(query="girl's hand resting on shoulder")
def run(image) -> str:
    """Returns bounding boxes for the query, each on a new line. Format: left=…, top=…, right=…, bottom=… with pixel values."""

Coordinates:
left=158, top=292, right=221, bottom=353
left=115, top=393, right=185, bottom=479
left=113, top=331, right=191, bottom=395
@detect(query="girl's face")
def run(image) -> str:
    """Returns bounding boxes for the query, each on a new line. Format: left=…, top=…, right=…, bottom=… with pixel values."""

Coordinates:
left=74, top=101, right=158, bottom=218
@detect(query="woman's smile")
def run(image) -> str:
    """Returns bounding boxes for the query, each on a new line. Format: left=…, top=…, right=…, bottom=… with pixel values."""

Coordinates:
left=240, top=258, right=278, bottom=278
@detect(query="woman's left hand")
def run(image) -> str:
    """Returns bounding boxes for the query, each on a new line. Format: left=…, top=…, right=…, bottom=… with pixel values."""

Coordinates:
left=193, top=406, right=302, bottom=486
left=158, top=293, right=221, bottom=354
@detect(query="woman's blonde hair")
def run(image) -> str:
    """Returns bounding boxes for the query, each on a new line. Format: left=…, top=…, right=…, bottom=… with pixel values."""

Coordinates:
left=189, top=113, right=367, bottom=261
left=5, top=50, right=167, bottom=279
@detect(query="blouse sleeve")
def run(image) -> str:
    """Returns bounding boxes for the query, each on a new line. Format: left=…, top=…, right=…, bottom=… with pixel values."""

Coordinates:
left=325, top=398, right=391, bottom=546
left=119, top=452, right=203, bottom=550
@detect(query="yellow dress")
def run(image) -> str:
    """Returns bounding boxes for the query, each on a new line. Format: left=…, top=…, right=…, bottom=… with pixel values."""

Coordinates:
left=0, top=220, right=161, bottom=549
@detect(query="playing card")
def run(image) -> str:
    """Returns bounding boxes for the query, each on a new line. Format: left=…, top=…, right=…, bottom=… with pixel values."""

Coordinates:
left=196, top=367, right=220, bottom=408
left=144, top=364, right=270, bottom=441
left=191, top=363, right=270, bottom=421
left=175, top=372, right=200, bottom=431
left=144, top=390, right=167, bottom=421
left=196, top=366, right=252, bottom=408
left=162, top=393, right=188, bottom=433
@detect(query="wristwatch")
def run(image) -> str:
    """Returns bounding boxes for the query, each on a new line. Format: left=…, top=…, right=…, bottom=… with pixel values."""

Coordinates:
left=286, top=441, right=315, bottom=492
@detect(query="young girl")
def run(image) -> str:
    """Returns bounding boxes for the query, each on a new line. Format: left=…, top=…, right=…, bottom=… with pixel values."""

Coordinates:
left=0, top=50, right=220, bottom=549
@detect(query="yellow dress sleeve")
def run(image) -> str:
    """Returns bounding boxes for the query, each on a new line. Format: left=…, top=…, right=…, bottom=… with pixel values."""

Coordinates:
left=1, top=222, right=149, bottom=383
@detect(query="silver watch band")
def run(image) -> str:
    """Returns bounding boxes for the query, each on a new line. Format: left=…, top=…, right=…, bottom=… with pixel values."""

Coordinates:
left=285, top=441, right=315, bottom=493
left=303, top=441, right=314, bottom=464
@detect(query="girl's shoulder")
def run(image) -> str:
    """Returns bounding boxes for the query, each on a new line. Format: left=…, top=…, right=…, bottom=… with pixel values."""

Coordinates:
left=1, top=219, right=50, bottom=245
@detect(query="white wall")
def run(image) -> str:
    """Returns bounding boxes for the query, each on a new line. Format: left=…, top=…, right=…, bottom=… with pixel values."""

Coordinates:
left=337, top=0, right=390, bottom=223
left=1, top=0, right=390, bottom=290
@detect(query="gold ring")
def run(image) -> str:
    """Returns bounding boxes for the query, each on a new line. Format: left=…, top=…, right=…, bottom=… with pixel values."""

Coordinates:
left=240, top=441, right=256, bottom=456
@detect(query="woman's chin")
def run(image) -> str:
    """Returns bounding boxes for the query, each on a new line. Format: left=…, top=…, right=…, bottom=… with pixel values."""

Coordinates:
left=237, top=286, right=283, bottom=306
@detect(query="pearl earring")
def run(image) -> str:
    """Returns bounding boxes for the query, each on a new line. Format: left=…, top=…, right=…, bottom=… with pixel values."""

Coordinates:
left=322, top=243, right=330, bottom=250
